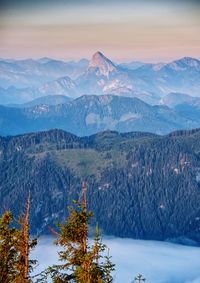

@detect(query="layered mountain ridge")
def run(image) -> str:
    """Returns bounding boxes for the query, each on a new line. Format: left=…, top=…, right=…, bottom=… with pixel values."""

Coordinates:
left=0, top=94, right=199, bottom=136
left=0, top=52, right=200, bottom=105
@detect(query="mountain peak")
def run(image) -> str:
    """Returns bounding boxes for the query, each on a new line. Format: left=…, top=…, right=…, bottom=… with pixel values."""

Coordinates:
left=88, top=51, right=117, bottom=77
left=37, top=57, right=52, bottom=64
left=167, top=57, right=200, bottom=71
left=92, top=51, right=104, bottom=58
left=179, top=57, right=200, bottom=68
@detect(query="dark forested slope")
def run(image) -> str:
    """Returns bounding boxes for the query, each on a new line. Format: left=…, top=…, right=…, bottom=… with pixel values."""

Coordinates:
left=1, top=128, right=200, bottom=243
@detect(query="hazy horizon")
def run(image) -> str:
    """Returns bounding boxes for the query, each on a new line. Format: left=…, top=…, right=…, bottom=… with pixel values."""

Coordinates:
left=0, top=51, right=199, bottom=64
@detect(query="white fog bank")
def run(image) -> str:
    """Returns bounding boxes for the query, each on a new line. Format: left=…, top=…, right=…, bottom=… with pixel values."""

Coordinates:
left=32, top=237, right=200, bottom=283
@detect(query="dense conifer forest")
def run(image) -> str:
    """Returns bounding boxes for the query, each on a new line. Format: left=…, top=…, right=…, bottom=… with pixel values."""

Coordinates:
left=0, top=128, right=200, bottom=243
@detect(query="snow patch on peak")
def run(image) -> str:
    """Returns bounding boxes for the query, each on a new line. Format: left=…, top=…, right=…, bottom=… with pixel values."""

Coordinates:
left=103, top=79, right=133, bottom=93
left=57, top=76, right=76, bottom=88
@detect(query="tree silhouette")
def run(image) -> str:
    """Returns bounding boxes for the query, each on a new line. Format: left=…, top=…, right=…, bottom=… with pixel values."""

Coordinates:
left=41, top=182, right=115, bottom=283
left=15, top=192, right=37, bottom=283
left=134, top=274, right=146, bottom=283
left=0, top=211, right=19, bottom=283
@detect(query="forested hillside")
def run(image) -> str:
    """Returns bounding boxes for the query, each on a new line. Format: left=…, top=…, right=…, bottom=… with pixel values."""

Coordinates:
left=1, top=128, right=200, bottom=243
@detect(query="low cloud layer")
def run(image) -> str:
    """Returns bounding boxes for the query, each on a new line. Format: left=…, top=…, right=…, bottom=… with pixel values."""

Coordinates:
left=32, top=237, right=200, bottom=283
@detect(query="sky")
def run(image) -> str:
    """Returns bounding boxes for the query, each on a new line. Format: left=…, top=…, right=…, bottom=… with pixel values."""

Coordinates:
left=0, top=0, right=200, bottom=62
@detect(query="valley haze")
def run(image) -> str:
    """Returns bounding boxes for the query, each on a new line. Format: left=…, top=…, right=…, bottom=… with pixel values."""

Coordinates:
left=32, top=236, right=200, bottom=283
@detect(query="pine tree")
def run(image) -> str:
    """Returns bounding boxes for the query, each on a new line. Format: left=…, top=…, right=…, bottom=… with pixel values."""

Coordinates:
left=44, top=181, right=115, bottom=283
left=90, top=223, right=106, bottom=282
left=134, top=274, right=146, bottom=282
left=0, top=211, right=19, bottom=283
left=15, top=192, right=37, bottom=283
left=102, top=249, right=115, bottom=283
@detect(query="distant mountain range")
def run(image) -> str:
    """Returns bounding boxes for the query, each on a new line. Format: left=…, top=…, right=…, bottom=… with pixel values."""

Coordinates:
left=1, top=128, right=200, bottom=243
left=0, top=94, right=199, bottom=136
left=0, top=57, right=88, bottom=88
left=8, top=95, right=71, bottom=108
left=159, top=93, right=200, bottom=123
left=0, top=52, right=200, bottom=105
left=0, top=52, right=200, bottom=136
